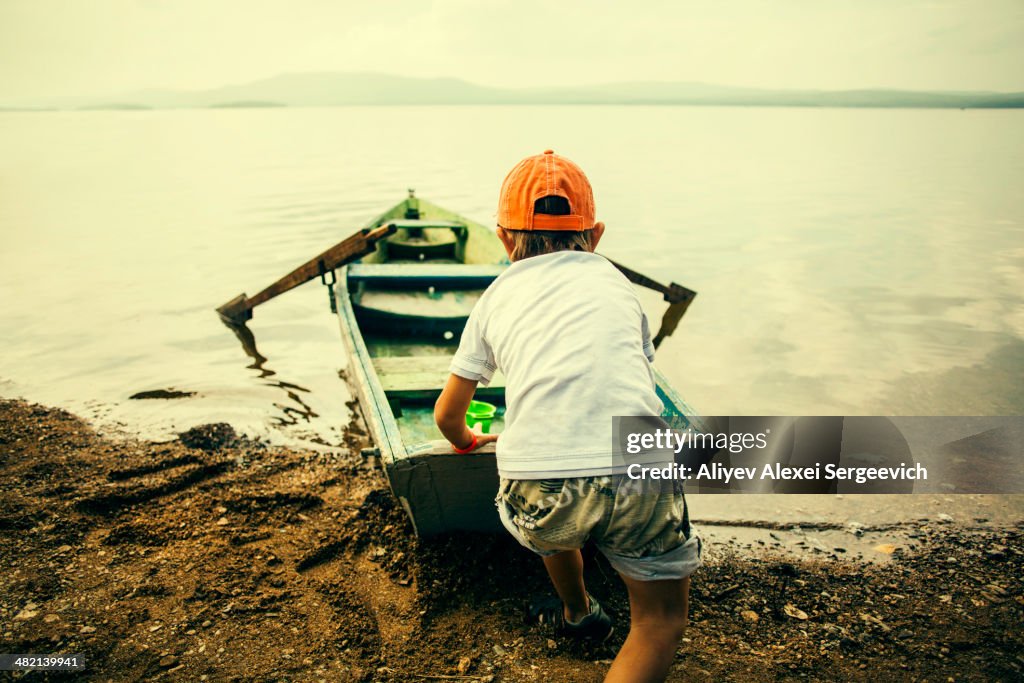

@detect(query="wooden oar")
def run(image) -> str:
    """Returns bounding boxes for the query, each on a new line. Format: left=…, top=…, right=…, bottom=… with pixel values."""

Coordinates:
left=605, top=258, right=697, bottom=349
left=216, top=224, right=396, bottom=325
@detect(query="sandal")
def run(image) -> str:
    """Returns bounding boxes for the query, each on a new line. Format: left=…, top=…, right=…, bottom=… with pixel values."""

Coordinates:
left=527, top=592, right=613, bottom=642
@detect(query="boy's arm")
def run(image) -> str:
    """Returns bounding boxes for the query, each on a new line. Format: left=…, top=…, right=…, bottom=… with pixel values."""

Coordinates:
left=434, top=373, right=499, bottom=452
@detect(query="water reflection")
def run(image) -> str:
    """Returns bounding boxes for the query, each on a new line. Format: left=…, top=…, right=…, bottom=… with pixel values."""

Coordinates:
left=221, top=316, right=319, bottom=427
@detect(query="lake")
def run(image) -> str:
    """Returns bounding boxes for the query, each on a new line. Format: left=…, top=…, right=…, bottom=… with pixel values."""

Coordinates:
left=1, top=106, right=1022, bottom=451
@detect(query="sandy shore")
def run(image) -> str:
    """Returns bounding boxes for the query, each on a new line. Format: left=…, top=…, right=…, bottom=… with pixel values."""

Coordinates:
left=0, top=398, right=1022, bottom=681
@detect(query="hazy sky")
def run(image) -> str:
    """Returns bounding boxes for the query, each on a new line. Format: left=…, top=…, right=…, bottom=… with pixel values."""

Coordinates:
left=1, top=0, right=1022, bottom=101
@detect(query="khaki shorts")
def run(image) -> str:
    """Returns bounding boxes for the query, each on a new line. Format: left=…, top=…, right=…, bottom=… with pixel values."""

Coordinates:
left=495, top=475, right=702, bottom=581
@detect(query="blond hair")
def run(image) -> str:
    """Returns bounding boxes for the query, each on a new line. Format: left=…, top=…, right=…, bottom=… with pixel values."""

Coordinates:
left=505, top=229, right=595, bottom=261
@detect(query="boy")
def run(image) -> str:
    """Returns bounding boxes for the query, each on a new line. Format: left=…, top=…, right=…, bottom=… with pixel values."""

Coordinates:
left=434, top=150, right=701, bottom=683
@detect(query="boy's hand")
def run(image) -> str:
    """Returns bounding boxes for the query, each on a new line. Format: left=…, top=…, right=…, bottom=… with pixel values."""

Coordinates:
left=450, top=429, right=498, bottom=453
left=474, top=433, right=499, bottom=449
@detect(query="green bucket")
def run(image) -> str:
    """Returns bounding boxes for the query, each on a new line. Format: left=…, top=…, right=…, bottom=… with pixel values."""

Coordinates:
left=465, top=400, right=497, bottom=434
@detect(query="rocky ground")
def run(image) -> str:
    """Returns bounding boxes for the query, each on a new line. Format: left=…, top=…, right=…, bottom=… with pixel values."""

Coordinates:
left=0, top=398, right=1022, bottom=682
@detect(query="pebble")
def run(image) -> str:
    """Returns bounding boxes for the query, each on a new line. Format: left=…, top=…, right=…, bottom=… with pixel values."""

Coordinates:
left=158, top=654, right=179, bottom=668
left=986, top=545, right=1008, bottom=560
left=80, top=625, right=97, bottom=634
left=740, top=610, right=760, bottom=623
left=546, top=639, right=558, bottom=650
left=783, top=603, right=809, bottom=621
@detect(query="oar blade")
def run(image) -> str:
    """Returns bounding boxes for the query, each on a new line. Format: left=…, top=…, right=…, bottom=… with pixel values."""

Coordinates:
left=216, top=293, right=253, bottom=325
left=653, top=294, right=696, bottom=349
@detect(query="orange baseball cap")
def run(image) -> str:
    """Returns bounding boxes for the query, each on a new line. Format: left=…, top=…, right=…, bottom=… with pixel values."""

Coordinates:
left=497, top=149, right=595, bottom=232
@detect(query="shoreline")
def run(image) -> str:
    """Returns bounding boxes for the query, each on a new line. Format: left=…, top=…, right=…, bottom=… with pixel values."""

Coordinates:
left=1, top=398, right=1021, bottom=681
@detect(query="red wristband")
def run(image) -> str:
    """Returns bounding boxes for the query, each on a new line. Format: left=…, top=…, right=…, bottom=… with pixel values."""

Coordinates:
left=451, top=432, right=478, bottom=454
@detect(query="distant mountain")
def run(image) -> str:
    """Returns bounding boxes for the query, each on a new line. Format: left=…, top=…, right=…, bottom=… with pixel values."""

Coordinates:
left=208, top=100, right=286, bottom=109
left=5, top=72, right=1023, bottom=110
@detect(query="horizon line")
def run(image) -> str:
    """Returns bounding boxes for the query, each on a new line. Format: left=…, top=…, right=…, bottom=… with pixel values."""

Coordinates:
left=6, top=69, right=1024, bottom=105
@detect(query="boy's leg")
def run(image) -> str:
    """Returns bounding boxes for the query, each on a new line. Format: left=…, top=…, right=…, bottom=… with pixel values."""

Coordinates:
left=604, top=575, right=690, bottom=683
left=542, top=549, right=590, bottom=622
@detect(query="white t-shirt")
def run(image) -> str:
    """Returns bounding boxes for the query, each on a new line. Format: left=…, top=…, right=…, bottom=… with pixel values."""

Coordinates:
left=449, top=250, right=667, bottom=478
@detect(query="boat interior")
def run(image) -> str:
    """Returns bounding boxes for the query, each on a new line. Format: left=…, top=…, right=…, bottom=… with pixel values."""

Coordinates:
left=344, top=198, right=510, bottom=451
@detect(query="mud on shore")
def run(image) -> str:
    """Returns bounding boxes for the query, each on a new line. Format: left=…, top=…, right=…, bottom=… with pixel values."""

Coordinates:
left=0, top=399, right=1022, bottom=682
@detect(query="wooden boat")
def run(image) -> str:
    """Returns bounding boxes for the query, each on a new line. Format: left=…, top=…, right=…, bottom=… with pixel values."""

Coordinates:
left=334, top=192, right=698, bottom=536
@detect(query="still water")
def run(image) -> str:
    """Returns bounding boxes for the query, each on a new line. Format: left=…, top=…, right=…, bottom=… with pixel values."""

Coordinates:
left=1, top=106, right=1022, bottom=452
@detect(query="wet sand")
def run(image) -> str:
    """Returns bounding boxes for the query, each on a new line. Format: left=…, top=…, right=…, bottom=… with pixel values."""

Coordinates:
left=1, top=399, right=1022, bottom=681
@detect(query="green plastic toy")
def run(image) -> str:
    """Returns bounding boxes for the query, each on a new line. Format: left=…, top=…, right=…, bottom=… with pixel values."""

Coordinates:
left=465, top=400, right=497, bottom=434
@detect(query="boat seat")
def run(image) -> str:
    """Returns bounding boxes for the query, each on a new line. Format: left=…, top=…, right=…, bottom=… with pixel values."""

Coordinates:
left=372, top=355, right=505, bottom=399
left=380, top=219, right=469, bottom=260
left=348, top=263, right=506, bottom=288
left=383, top=219, right=468, bottom=238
